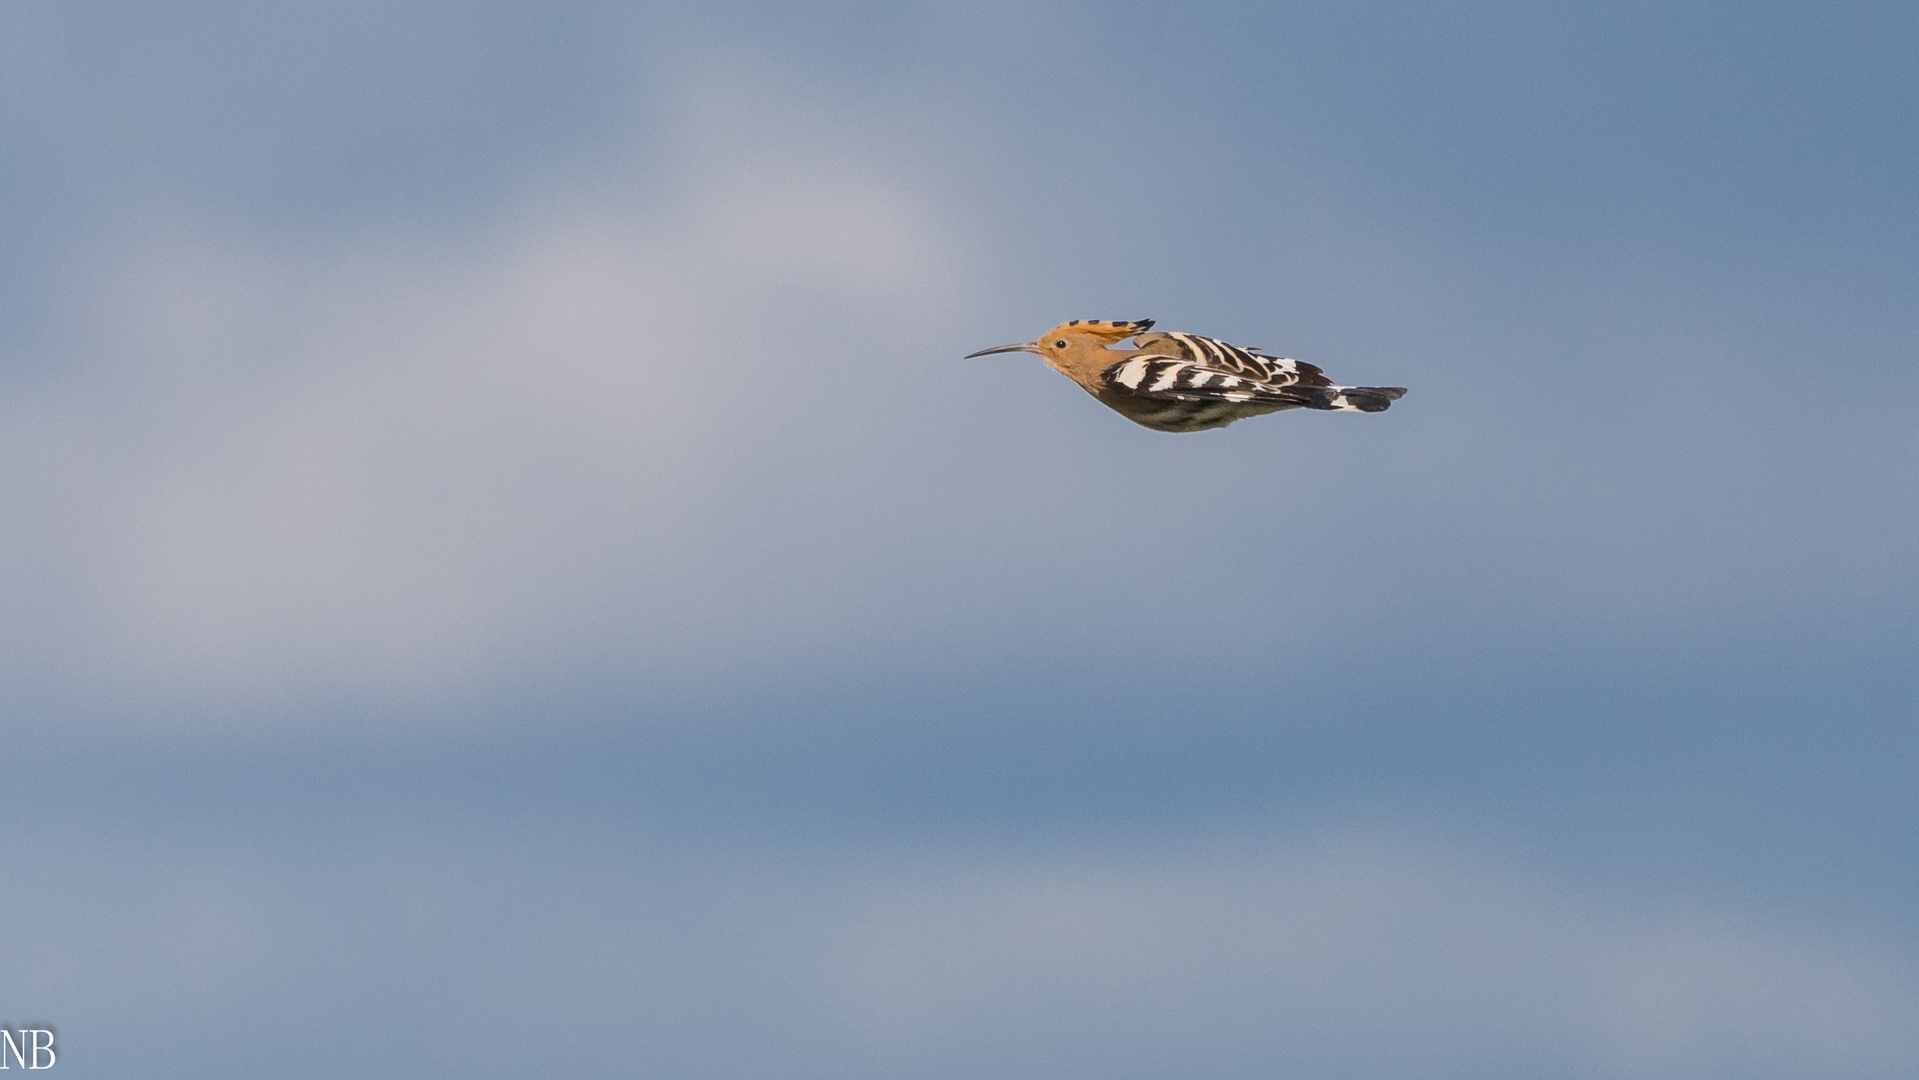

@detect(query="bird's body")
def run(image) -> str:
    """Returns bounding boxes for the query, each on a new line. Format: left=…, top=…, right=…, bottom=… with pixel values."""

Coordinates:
left=966, top=319, right=1405, bottom=432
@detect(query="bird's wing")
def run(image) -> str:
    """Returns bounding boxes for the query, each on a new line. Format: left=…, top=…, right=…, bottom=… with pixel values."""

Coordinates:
left=1099, top=353, right=1314, bottom=405
left=1101, top=353, right=1407, bottom=415
left=1128, top=331, right=1331, bottom=388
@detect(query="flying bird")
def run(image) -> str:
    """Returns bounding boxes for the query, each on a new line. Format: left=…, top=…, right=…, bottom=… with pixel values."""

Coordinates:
left=966, top=319, right=1405, bottom=432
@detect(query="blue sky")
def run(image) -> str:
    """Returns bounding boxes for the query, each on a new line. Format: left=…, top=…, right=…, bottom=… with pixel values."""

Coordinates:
left=2, top=1, right=1917, bottom=1076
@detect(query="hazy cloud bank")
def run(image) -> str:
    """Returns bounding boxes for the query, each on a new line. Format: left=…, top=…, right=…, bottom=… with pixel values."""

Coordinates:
left=10, top=823, right=1913, bottom=1078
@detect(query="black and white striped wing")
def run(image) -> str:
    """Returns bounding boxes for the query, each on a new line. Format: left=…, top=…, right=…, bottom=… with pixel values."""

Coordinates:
left=1100, top=354, right=1308, bottom=406
left=1097, top=353, right=1408, bottom=432
left=1129, top=331, right=1332, bottom=388
left=1092, top=354, right=1307, bottom=432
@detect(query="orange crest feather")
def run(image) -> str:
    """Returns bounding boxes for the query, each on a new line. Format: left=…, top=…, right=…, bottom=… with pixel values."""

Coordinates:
left=1048, top=318, right=1155, bottom=344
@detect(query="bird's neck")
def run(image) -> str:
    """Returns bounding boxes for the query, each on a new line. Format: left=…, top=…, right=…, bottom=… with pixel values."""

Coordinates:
left=1051, top=344, right=1135, bottom=387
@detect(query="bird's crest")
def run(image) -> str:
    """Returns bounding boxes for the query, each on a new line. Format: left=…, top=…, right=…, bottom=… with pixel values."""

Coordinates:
left=1054, top=319, right=1154, bottom=344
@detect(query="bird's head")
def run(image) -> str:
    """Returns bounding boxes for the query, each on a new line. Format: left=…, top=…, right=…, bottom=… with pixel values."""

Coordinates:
left=964, top=319, right=1154, bottom=367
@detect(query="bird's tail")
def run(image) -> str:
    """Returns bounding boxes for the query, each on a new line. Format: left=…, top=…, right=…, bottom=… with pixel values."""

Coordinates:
left=1293, top=385, right=1406, bottom=412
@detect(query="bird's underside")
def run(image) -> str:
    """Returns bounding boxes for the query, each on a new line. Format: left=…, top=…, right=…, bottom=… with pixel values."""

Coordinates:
left=965, top=319, right=1406, bottom=433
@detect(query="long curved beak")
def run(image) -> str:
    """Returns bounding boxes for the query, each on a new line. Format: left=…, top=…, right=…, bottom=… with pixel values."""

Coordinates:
left=964, top=341, right=1043, bottom=358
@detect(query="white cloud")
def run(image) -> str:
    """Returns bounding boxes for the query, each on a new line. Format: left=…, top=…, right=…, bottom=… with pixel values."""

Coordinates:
left=0, top=72, right=978, bottom=720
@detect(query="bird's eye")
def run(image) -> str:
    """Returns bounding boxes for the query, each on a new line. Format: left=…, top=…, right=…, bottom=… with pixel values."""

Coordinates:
left=1055, top=340, right=1067, bottom=348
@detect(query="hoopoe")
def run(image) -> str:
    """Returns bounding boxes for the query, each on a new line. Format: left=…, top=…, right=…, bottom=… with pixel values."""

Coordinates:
left=966, top=319, right=1406, bottom=432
